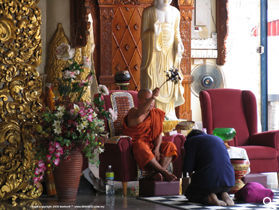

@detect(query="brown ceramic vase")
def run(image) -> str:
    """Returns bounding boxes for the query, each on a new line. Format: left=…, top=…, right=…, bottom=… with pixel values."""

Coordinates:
left=54, top=149, right=83, bottom=201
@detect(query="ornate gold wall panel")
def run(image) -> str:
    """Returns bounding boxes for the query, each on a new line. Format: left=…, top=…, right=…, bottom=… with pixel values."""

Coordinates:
left=0, top=0, right=42, bottom=201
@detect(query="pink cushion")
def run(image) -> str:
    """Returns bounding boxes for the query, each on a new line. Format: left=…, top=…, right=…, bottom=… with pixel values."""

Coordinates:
left=235, top=182, right=274, bottom=203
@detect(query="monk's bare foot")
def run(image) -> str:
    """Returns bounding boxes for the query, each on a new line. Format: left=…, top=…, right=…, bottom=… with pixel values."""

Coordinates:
left=161, top=170, right=177, bottom=181
left=207, top=193, right=227, bottom=206
left=221, top=192, right=234, bottom=206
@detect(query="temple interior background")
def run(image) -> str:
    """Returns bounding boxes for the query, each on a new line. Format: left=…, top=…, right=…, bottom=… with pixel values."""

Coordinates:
left=1, top=0, right=279, bottom=209
left=38, top=0, right=279, bottom=129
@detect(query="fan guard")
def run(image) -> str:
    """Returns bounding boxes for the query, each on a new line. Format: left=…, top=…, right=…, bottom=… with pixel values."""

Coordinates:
left=191, top=64, right=224, bottom=97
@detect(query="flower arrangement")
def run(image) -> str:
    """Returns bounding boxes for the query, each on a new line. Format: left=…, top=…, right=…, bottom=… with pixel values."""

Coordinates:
left=34, top=43, right=111, bottom=184
left=55, top=43, right=93, bottom=102
left=159, top=67, right=182, bottom=88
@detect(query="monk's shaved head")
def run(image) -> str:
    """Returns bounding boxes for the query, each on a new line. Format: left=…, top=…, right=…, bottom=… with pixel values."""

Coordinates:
left=138, top=89, right=152, bottom=100
left=138, top=89, right=155, bottom=109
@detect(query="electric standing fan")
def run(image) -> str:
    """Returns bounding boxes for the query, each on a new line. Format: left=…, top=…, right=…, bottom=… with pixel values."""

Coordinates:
left=191, top=64, right=225, bottom=97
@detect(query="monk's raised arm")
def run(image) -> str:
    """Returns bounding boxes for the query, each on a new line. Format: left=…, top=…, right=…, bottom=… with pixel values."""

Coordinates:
left=125, top=88, right=160, bottom=127
left=136, top=88, right=159, bottom=117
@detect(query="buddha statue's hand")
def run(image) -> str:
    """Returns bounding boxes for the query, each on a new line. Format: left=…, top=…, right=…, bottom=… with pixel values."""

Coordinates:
left=177, top=41, right=184, bottom=57
left=174, top=42, right=184, bottom=67
left=154, top=20, right=161, bottom=35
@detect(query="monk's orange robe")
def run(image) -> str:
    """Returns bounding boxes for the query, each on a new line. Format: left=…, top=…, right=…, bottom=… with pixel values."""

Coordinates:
left=122, top=108, right=177, bottom=169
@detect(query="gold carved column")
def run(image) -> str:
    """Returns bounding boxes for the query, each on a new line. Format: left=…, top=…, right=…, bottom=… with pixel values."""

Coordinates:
left=0, top=0, right=42, bottom=201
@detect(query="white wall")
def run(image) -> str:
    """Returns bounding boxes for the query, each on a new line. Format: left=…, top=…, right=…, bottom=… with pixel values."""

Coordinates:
left=191, top=0, right=262, bottom=130
left=45, top=0, right=71, bottom=46
left=191, top=0, right=217, bottom=123
left=38, top=0, right=71, bottom=75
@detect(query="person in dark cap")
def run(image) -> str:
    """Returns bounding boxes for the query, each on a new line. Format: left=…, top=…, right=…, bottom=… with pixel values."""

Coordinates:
left=183, top=129, right=235, bottom=206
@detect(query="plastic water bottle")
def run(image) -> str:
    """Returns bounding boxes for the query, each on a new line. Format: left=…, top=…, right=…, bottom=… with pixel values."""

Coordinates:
left=181, top=172, right=191, bottom=195
left=105, top=165, right=115, bottom=196
left=202, top=128, right=207, bottom=134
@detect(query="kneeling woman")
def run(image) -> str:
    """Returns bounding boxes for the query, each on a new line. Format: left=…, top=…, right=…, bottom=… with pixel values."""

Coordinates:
left=183, top=129, right=235, bottom=206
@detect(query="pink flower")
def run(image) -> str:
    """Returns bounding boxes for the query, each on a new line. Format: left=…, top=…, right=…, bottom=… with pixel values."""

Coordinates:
left=33, top=177, right=39, bottom=184
left=35, top=168, right=40, bottom=175
left=38, top=175, right=44, bottom=182
left=79, top=80, right=87, bottom=87
left=87, top=114, right=93, bottom=122
left=38, top=160, right=45, bottom=168
left=55, top=151, right=63, bottom=158
left=57, top=148, right=64, bottom=154
left=70, top=71, right=76, bottom=78
left=84, top=140, right=89, bottom=147
left=48, top=145, right=55, bottom=154
left=53, top=158, right=60, bottom=166
left=46, top=154, right=52, bottom=162
left=79, top=110, right=86, bottom=117
left=38, top=163, right=46, bottom=171
left=55, top=142, right=62, bottom=149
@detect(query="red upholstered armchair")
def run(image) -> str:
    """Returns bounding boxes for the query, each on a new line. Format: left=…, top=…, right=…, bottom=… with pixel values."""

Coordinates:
left=199, top=88, right=279, bottom=174
left=97, top=90, right=185, bottom=195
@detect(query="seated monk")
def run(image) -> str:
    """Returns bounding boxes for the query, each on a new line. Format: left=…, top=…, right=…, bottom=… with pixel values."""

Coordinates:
left=122, top=88, right=177, bottom=181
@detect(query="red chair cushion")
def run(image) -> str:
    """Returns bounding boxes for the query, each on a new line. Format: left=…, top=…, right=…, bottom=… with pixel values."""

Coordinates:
left=240, top=145, right=277, bottom=159
left=202, top=89, right=251, bottom=145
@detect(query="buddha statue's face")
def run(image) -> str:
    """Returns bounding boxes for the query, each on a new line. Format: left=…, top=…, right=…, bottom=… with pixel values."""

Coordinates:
left=155, top=0, right=172, bottom=8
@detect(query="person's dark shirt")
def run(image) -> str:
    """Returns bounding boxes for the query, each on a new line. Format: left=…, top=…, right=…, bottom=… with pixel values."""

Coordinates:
left=183, top=133, right=235, bottom=190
